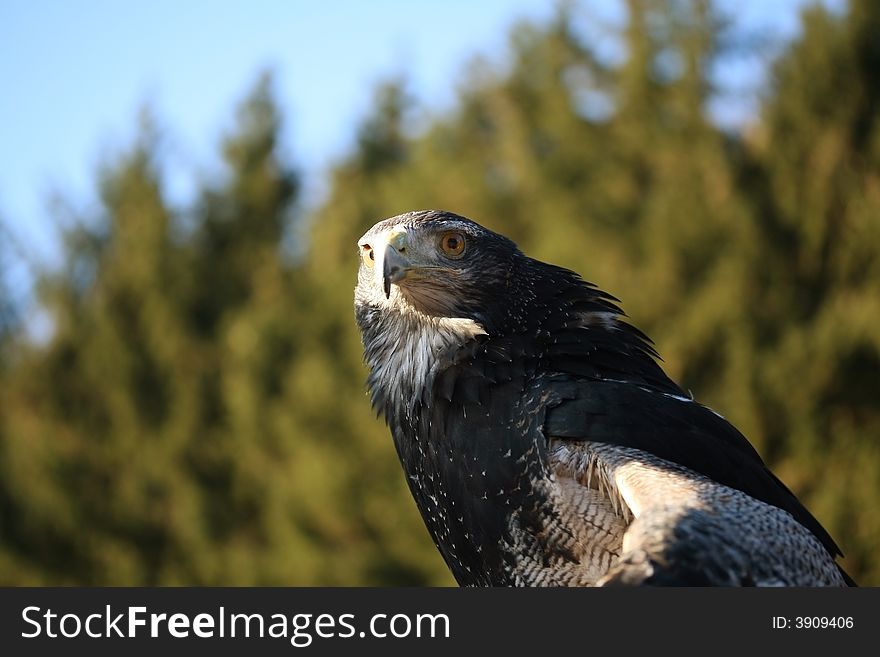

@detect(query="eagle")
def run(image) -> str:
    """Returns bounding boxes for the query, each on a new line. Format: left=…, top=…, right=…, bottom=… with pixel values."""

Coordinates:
left=353, top=209, right=854, bottom=586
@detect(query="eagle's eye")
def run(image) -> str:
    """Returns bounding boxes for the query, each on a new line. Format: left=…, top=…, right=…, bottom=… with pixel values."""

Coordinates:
left=439, top=231, right=466, bottom=258
left=361, top=244, right=375, bottom=267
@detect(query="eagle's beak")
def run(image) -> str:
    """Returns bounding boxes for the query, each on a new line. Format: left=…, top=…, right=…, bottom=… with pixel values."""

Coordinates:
left=378, top=230, right=410, bottom=298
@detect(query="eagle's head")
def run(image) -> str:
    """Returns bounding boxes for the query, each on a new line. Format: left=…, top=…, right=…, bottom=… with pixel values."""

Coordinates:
left=354, top=209, right=522, bottom=336
left=353, top=209, right=657, bottom=419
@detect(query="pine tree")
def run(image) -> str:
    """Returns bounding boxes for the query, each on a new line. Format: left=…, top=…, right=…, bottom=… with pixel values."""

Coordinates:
left=744, top=0, right=880, bottom=583
left=0, top=121, right=181, bottom=583
left=0, top=223, right=18, bottom=360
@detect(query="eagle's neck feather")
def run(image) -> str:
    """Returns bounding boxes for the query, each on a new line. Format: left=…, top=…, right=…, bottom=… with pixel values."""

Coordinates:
left=358, top=303, right=486, bottom=420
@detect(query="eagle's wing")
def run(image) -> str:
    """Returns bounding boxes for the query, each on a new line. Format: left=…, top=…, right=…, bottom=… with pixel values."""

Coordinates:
left=548, top=439, right=848, bottom=586
left=542, top=378, right=852, bottom=586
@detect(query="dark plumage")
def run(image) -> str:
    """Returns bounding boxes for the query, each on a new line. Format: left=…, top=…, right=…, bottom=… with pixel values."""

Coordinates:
left=353, top=209, right=854, bottom=586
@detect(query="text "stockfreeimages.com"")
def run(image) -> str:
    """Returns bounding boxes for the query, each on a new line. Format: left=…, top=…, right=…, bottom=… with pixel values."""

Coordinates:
left=22, top=605, right=451, bottom=646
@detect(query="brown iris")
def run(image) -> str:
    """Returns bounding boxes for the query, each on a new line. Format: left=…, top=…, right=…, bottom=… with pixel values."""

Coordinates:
left=439, top=231, right=466, bottom=258
left=361, top=244, right=375, bottom=267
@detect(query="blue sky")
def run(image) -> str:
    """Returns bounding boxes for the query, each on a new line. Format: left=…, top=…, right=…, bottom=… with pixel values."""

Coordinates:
left=0, top=0, right=841, bottom=277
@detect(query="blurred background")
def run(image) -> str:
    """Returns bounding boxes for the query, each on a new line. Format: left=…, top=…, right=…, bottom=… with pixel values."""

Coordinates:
left=0, top=0, right=878, bottom=586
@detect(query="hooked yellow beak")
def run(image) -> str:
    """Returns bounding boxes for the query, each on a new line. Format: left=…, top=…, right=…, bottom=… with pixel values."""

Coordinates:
left=375, top=229, right=410, bottom=298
